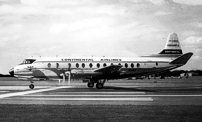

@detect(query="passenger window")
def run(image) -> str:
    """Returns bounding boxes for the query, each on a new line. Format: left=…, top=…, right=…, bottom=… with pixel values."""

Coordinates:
left=111, top=63, right=113, bottom=66
left=89, top=63, right=93, bottom=68
left=131, top=63, right=134, bottom=68
left=82, top=63, right=85, bottom=68
left=103, top=63, right=107, bottom=67
left=76, top=63, right=79, bottom=68
left=156, top=62, right=158, bottom=66
left=118, top=63, right=121, bottom=65
left=97, top=63, right=100, bottom=68
left=68, top=63, right=71, bottom=68
left=48, top=63, right=51, bottom=68
left=56, top=63, right=59, bottom=68
left=125, top=63, right=128, bottom=68
left=137, top=63, right=140, bottom=68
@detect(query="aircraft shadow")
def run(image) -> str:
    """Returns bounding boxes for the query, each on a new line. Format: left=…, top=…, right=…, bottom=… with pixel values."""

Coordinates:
left=103, top=86, right=157, bottom=92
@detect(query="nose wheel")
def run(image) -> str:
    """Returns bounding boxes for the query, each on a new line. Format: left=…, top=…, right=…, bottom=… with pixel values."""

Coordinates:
left=29, top=84, right=34, bottom=89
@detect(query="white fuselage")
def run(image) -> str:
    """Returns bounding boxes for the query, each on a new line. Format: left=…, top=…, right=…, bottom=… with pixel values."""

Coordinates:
left=13, top=56, right=178, bottom=80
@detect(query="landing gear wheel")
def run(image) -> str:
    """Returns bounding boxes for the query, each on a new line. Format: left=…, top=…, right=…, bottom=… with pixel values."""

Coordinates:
left=29, top=84, right=34, bottom=89
left=96, top=83, right=103, bottom=89
left=87, top=83, right=94, bottom=88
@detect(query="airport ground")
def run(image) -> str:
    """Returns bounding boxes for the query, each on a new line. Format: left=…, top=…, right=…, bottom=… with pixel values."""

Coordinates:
left=0, top=77, right=202, bottom=121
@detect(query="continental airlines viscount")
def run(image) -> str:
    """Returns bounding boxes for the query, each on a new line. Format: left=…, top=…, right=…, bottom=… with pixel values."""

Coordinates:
left=9, top=33, right=193, bottom=89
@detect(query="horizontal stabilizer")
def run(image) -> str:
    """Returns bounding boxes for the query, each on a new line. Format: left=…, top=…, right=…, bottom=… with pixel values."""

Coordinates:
left=169, top=52, right=193, bottom=65
left=94, top=65, right=122, bottom=73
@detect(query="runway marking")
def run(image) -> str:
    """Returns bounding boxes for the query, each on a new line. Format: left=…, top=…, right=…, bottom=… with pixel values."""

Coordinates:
left=0, top=86, right=50, bottom=90
left=0, top=86, right=73, bottom=99
left=58, top=92, right=146, bottom=94
left=23, top=95, right=146, bottom=97
left=23, top=94, right=202, bottom=97
left=0, top=86, right=30, bottom=90
left=140, top=95, right=202, bottom=97
left=0, top=91, right=8, bottom=93
left=22, top=97, right=153, bottom=101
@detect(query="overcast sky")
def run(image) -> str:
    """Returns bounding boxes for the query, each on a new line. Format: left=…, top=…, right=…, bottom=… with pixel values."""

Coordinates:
left=0, top=0, right=202, bottom=74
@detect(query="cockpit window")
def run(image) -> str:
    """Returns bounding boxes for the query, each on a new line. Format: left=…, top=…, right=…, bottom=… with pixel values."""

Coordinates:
left=22, top=59, right=36, bottom=64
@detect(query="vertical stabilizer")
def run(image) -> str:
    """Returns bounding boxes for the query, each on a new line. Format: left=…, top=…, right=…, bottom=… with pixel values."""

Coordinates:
left=141, top=33, right=183, bottom=58
left=159, top=33, right=183, bottom=55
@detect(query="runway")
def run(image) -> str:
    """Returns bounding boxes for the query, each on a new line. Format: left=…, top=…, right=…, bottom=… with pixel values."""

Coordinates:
left=0, top=84, right=202, bottom=105
left=0, top=77, right=202, bottom=121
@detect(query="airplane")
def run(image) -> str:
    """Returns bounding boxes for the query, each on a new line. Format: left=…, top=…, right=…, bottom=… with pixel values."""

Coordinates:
left=9, top=33, right=193, bottom=89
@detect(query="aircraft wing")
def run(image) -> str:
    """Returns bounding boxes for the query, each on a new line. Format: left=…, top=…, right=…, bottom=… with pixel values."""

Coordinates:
left=94, top=65, right=122, bottom=73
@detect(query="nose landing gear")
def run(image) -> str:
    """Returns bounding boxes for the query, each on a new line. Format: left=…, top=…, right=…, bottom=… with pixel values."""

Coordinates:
left=29, top=80, right=34, bottom=89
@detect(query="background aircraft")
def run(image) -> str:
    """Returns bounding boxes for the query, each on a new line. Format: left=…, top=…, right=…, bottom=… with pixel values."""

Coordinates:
left=9, top=33, right=193, bottom=89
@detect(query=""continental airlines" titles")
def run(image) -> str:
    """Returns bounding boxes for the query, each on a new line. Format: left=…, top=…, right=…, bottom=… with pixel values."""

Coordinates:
left=61, top=59, right=122, bottom=62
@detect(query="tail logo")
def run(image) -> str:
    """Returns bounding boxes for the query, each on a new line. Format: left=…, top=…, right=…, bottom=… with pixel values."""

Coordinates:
left=159, top=33, right=183, bottom=55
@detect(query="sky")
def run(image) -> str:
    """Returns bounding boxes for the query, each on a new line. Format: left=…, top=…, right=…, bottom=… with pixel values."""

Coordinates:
left=0, top=0, right=202, bottom=74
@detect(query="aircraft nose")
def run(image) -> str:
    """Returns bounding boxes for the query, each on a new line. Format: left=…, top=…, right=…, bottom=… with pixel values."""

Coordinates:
left=9, top=68, right=14, bottom=76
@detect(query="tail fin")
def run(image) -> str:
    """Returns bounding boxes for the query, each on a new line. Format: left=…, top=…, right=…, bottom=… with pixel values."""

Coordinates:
left=169, top=52, right=193, bottom=65
left=159, top=33, right=183, bottom=55
left=141, top=33, right=183, bottom=58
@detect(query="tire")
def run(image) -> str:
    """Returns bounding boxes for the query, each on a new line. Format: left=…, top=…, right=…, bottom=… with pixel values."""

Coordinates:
left=96, top=83, right=103, bottom=89
left=29, top=84, right=34, bottom=89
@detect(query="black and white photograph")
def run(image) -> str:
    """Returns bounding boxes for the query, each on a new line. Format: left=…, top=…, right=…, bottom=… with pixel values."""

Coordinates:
left=0, top=0, right=202, bottom=121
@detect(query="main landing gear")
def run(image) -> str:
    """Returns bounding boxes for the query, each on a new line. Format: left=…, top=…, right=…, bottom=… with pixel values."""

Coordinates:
left=96, top=83, right=104, bottom=89
left=87, top=79, right=106, bottom=89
